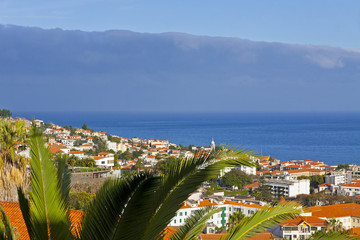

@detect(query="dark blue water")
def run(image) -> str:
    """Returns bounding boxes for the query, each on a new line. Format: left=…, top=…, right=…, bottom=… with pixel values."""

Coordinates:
left=15, top=112, right=360, bottom=165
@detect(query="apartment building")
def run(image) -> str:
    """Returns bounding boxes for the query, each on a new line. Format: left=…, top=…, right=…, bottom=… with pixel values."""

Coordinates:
left=264, top=175, right=310, bottom=198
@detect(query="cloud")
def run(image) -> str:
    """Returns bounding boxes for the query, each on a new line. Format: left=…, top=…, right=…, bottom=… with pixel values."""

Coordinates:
left=304, top=53, right=344, bottom=69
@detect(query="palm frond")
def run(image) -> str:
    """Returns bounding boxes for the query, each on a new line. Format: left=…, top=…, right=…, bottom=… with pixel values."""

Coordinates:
left=80, top=172, right=153, bottom=240
left=111, top=176, right=161, bottom=240
left=27, top=128, right=73, bottom=240
left=225, top=201, right=302, bottom=240
left=169, top=206, right=221, bottom=240
left=0, top=204, right=17, bottom=240
left=142, top=148, right=254, bottom=240
left=55, top=156, right=71, bottom=207
left=309, top=229, right=359, bottom=240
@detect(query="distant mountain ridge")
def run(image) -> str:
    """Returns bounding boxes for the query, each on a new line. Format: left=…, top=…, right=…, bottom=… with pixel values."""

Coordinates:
left=1, top=24, right=359, bottom=112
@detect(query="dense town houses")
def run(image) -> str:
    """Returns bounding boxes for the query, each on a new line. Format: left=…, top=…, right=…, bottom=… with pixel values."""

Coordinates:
left=6, top=117, right=360, bottom=239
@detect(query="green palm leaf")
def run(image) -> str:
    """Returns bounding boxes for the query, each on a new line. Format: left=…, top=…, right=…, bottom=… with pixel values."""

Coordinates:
left=55, top=156, right=71, bottom=208
left=143, top=148, right=254, bottom=240
left=80, top=172, right=154, bottom=240
left=225, top=201, right=302, bottom=240
left=169, top=206, right=221, bottom=240
left=309, top=229, right=358, bottom=240
left=27, top=128, right=73, bottom=240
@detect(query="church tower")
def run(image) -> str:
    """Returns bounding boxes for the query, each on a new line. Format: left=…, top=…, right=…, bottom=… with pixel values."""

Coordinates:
left=210, top=138, right=215, bottom=151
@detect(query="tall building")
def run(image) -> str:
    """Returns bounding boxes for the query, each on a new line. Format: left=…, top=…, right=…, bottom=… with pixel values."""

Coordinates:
left=211, top=138, right=216, bottom=151
left=264, top=175, right=310, bottom=198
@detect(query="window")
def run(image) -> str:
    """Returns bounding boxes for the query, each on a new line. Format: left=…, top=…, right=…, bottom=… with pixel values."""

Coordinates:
left=180, top=219, right=182, bottom=223
left=185, top=212, right=187, bottom=216
left=101, top=161, right=105, bottom=164
left=180, top=212, right=182, bottom=216
left=174, top=220, right=176, bottom=224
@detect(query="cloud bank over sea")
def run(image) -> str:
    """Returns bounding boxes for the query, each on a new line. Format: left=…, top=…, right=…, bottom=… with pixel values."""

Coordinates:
left=1, top=25, right=360, bottom=112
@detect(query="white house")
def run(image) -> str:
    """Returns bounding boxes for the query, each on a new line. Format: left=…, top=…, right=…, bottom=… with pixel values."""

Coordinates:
left=78, top=144, right=94, bottom=152
left=308, top=203, right=360, bottom=230
left=69, top=151, right=85, bottom=159
left=93, top=152, right=115, bottom=167
left=271, top=216, right=327, bottom=239
left=169, top=198, right=262, bottom=229
left=338, top=181, right=360, bottom=196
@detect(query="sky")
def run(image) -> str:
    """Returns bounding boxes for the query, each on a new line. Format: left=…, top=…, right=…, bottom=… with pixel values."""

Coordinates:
left=0, top=0, right=360, bottom=49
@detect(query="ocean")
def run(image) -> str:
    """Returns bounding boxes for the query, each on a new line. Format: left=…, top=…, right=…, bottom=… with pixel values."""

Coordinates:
left=15, top=112, right=360, bottom=166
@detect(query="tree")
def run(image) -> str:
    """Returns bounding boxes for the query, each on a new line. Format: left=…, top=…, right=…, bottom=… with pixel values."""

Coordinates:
left=251, top=185, right=273, bottom=202
left=132, top=150, right=144, bottom=159
left=0, top=109, right=12, bottom=118
left=94, top=137, right=108, bottom=154
left=154, top=157, right=177, bottom=173
left=337, top=163, right=350, bottom=171
left=0, top=119, right=29, bottom=201
left=69, top=192, right=96, bottom=211
left=227, top=211, right=245, bottom=229
left=134, top=159, right=144, bottom=171
left=0, top=130, right=307, bottom=240
left=221, top=169, right=252, bottom=189
left=81, top=124, right=88, bottom=130
left=119, top=151, right=133, bottom=160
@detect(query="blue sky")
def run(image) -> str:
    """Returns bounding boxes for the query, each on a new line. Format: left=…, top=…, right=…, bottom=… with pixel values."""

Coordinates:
left=1, top=0, right=360, bottom=49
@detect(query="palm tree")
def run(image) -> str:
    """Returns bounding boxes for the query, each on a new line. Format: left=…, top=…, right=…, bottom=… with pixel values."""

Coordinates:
left=326, top=218, right=343, bottom=232
left=227, top=211, right=245, bottom=229
left=1, top=127, right=342, bottom=240
left=0, top=119, right=29, bottom=201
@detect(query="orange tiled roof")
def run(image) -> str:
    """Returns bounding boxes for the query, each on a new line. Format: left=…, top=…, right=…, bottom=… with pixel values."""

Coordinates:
left=0, top=201, right=83, bottom=240
left=341, top=182, right=360, bottom=188
left=308, top=203, right=360, bottom=218
left=280, top=216, right=327, bottom=227
left=49, top=145, right=62, bottom=154
left=199, top=233, right=226, bottom=240
left=244, top=182, right=261, bottom=189
left=349, top=226, right=360, bottom=237
left=70, top=151, right=84, bottom=154
left=245, top=232, right=276, bottom=240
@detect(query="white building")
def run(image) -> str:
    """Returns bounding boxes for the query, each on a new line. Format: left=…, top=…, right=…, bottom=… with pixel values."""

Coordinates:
left=69, top=151, right=85, bottom=159
left=338, top=181, right=360, bottom=196
left=169, top=198, right=262, bottom=229
left=93, top=152, right=115, bottom=167
left=220, top=165, right=256, bottom=177
left=264, top=175, right=310, bottom=198
left=78, top=144, right=94, bottom=152
left=325, top=172, right=352, bottom=186
left=61, top=138, right=76, bottom=147
left=271, top=216, right=327, bottom=239
left=308, top=203, right=360, bottom=230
